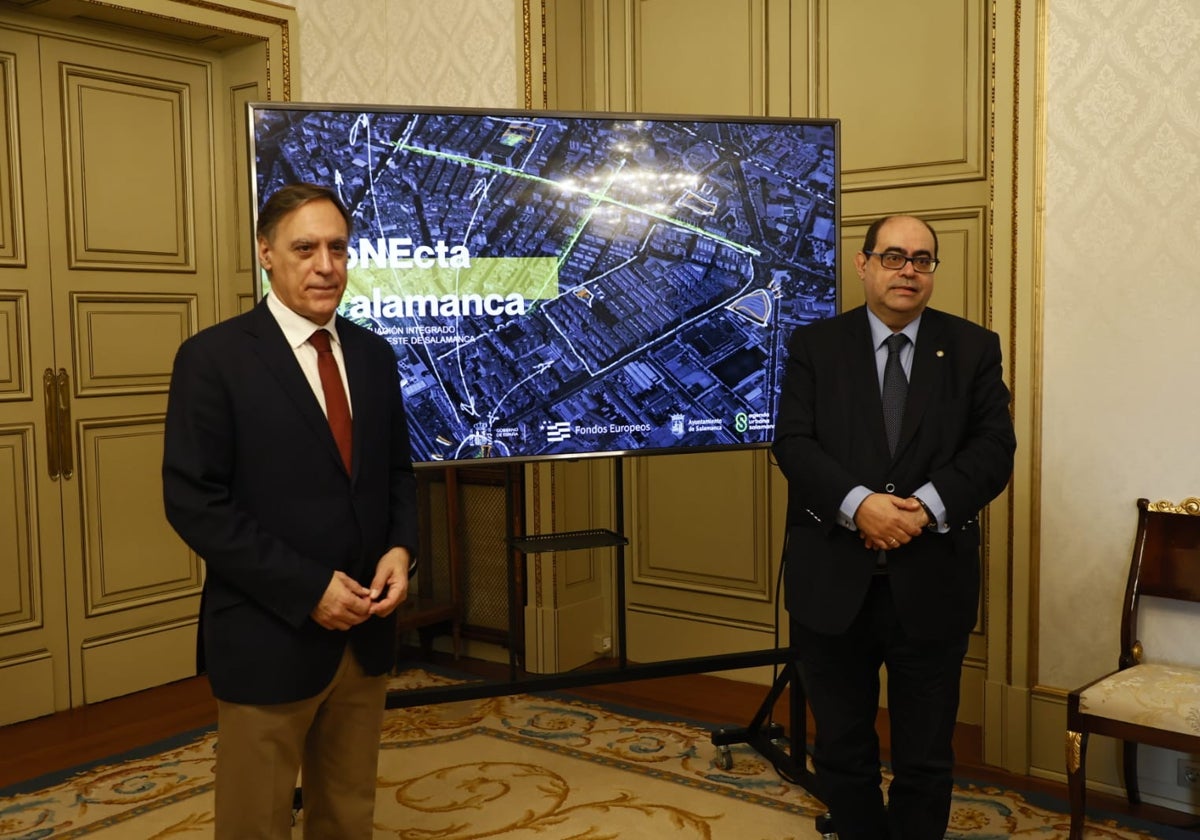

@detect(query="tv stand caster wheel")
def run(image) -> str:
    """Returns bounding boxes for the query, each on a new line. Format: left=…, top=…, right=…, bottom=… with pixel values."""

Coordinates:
left=714, top=745, right=733, bottom=770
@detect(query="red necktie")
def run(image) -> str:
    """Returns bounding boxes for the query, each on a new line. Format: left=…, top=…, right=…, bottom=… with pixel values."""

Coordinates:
left=308, top=330, right=353, bottom=472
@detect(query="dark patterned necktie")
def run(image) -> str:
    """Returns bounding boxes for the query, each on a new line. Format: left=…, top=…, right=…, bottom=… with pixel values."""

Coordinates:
left=882, top=333, right=909, bottom=455
left=309, top=329, right=353, bottom=473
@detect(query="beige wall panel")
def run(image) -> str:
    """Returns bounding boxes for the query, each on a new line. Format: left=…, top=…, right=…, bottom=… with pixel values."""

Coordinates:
left=80, top=618, right=196, bottom=704
left=782, top=0, right=813, bottom=117
left=215, top=38, right=270, bottom=319
left=232, top=84, right=258, bottom=278
left=60, top=67, right=193, bottom=270
left=232, top=80, right=258, bottom=314
left=526, top=593, right=607, bottom=673
left=556, top=458, right=614, bottom=576
left=924, top=216, right=983, bottom=323
left=823, top=0, right=985, bottom=189
left=548, top=0, right=803, bottom=116
left=0, top=652, right=55, bottom=727
left=543, top=0, right=588, bottom=110
left=525, top=547, right=605, bottom=613
left=561, top=551, right=598, bottom=589
left=626, top=608, right=777, bottom=682
left=1028, top=690, right=1119, bottom=789
left=957, top=660, right=983, bottom=726
left=0, top=292, right=29, bottom=398
left=628, top=450, right=772, bottom=609
left=78, top=418, right=201, bottom=614
left=555, top=458, right=612, bottom=533
left=767, top=458, right=787, bottom=556
left=630, top=0, right=762, bottom=115
left=0, top=428, right=35, bottom=628
left=70, top=294, right=194, bottom=395
left=0, top=52, right=23, bottom=264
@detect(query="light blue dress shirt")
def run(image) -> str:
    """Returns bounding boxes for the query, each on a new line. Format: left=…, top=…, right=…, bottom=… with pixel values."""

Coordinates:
left=837, top=309, right=947, bottom=533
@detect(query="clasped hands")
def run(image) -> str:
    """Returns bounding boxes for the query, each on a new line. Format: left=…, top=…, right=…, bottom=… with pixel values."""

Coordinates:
left=855, top=493, right=931, bottom=552
left=310, top=546, right=411, bottom=631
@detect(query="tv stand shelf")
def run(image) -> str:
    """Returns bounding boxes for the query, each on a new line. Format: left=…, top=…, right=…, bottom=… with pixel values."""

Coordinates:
left=509, top=528, right=627, bottom=554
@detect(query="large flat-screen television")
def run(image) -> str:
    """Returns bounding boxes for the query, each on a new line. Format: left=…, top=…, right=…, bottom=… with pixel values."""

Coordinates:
left=248, top=103, right=839, bottom=466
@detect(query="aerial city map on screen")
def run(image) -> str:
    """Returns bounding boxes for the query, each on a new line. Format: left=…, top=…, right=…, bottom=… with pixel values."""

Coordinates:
left=250, top=105, right=838, bottom=465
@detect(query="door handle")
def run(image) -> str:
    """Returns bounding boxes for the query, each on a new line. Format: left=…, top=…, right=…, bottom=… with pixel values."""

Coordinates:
left=55, top=368, right=74, bottom=480
left=43, top=368, right=61, bottom=480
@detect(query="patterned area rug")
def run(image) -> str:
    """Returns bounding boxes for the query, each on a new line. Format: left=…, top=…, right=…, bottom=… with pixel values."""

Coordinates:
left=0, top=669, right=1187, bottom=838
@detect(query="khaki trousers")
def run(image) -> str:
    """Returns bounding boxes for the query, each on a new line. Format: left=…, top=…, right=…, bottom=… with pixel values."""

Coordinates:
left=213, top=646, right=388, bottom=840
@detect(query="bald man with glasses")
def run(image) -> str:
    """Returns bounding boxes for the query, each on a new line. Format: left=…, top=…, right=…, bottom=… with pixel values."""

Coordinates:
left=773, top=215, right=1016, bottom=839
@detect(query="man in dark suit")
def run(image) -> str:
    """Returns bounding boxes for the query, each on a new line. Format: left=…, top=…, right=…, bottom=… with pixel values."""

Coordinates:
left=163, top=183, right=418, bottom=839
left=773, top=215, right=1015, bottom=839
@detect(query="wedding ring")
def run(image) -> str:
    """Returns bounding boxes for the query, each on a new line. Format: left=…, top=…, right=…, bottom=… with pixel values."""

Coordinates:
left=890, top=538, right=898, bottom=546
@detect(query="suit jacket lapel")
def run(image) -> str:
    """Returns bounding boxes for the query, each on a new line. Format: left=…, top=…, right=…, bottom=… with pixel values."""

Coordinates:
left=845, top=308, right=892, bottom=461
left=246, top=302, right=347, bottom=472
left=896, top=308, right=947, bottom=459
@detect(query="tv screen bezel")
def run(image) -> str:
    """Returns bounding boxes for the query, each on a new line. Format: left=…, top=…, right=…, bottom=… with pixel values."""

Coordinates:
left=247, top=101, right=841, bottom=468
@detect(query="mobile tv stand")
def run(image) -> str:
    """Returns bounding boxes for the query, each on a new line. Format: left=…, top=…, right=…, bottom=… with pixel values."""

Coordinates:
left=505, top=463, right=831, bottom=833
left=505, top=461, right=633, bottom=676
left=708, top=629, right=835, bottom=837
left=386, top=460, right=833, bottom=832
left=709, top=649, right=806, bottom=777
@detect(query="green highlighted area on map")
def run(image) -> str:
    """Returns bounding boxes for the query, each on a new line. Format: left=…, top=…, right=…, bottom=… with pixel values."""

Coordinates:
left=342, top=256, right=559, bottom=319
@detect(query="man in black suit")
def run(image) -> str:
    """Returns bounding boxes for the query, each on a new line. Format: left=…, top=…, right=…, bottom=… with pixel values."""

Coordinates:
left=773, top=215, right=1015, bottom=839
left=163, top=183, right=418, bottom=839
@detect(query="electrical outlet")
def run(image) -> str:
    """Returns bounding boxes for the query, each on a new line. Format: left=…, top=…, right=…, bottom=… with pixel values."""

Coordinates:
left=1178, top=759, right=1200, bottom=787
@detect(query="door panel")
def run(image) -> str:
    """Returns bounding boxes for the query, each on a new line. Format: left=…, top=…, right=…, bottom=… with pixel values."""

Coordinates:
left=0, top=2, right=282, bottom=724
left=0, top=37, right=216, bottom=715
left=65, top=80, right=193, bottom=268
left=0, top=27, right=70, bottom=726
left=38, top=36, right=213, bottom=706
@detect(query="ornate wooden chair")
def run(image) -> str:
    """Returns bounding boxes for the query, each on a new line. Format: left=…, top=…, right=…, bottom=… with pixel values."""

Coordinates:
left=1066, top=496, right=1200, bottom=839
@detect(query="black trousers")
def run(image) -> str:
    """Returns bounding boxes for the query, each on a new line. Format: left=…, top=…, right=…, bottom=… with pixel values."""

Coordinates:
left=792, top=575, right=969, bottom=840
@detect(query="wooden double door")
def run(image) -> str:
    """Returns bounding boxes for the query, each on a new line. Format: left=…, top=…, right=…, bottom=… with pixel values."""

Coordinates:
left=0, top=13, right=257, bottom=724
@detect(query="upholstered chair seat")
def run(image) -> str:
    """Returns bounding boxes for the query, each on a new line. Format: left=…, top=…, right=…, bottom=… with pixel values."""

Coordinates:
left=1077, top=662, right=1200, bottom=733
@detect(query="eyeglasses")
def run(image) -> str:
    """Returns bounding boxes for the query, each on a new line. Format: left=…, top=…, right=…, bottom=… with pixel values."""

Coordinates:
left=864, top=251, right=940, bottom=273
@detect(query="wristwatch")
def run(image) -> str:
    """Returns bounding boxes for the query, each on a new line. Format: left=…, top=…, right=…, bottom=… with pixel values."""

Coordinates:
left=913, top=497, right=938, bottom=531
